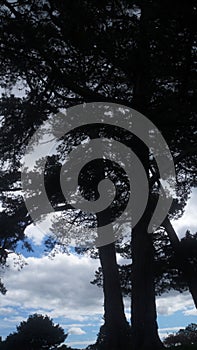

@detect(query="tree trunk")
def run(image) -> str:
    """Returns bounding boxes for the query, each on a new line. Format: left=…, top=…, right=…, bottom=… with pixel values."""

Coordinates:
left=130, top=135, right=163, bottom=349
left=129, top=2, right=165, bottom=346
left=131, top=145, right=163, bottom=349
left=98, top=229, right=130, bottom=350
left=92, top=123, right=130, bottom=349
left=129, top=122, right=163, bottom=349
left=132, top=214, right=164, bottom=350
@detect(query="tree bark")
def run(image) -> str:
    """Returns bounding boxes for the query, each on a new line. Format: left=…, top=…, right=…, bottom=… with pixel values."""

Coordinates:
left=130, top=3, right=164, bottom=348
left=98, top=240, right=130, bottom=350
left=95, top=158, right=130, bottom=349
left=132, top=212, right=164, bottom=350
left=131, top=142, right=163, bottom=350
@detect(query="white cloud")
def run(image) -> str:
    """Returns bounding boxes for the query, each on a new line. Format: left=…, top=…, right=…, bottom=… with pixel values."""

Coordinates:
left=183, top=307, right=197, bottom=316
left=1, top=252, right=196, bottom=327
left=158, top=327, right=185, bottom=341
left=158, top=332, right=171, bottom=341
left=1, top=185, right=197, bottom=347
left=24, top=224, right=46, bottom=246
left=62, top=323, right=95, bottom=328
left=156, top=291, right=195, bottom=316
left=173, top=188, right=197, bottom=238
left=159, top=326, right=184, bottom=332
left=1, top=253, right=103, bottom=323
left=117, top=253, right=131, bottom=265
left=66, top=340, right=96, bottom=347
left=0, top=308, right=15, bottom=316
left=3, top=316, right=26, bottom=324
left=68, top=327, right=86, bottom=335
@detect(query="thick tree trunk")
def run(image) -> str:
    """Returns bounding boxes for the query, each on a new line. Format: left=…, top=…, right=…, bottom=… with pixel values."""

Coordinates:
left=130, top=145, right=164, bottom=348
left=132, top=214, right=164, bottom=350
left=130, top=139, right=163, bottom=349
left=98, top=232, right=130, bottom=350
left=94, top=131, right=130, bottom=349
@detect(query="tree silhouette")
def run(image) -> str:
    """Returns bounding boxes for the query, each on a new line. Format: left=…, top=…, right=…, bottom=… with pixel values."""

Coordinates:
left=0, top=1, right=196, bottom=350
left=164, top=323, right=197, bottom=347
left=1, top=314, right=67, bottom=350
left=92, top=229, right=197, bottom=297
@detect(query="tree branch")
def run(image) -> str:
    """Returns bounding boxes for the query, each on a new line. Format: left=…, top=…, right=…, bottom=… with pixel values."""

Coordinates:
left=163, top=217, right=197, bottom=309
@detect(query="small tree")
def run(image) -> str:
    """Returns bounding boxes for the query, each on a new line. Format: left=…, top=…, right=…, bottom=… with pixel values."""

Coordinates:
left=164, top=323, right=197, bottom=347
left=2, top=314, right=67, bottom=350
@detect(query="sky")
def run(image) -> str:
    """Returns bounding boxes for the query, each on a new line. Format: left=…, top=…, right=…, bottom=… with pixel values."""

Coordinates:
left=0, top=86, right=196, bottom=348
left=0, top=189, right=196, bottom=349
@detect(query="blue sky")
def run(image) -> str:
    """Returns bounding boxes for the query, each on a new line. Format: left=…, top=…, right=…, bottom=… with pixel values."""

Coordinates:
left=0, top=190, right=196, bottom=349
left=0, top=68, right=196, bottom=348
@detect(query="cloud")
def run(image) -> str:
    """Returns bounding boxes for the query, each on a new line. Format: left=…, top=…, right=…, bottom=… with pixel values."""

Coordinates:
left=0, top=308, right=15, bottom=316
left=158, top=332, right=171, bottom=341
left=159, top=326, right=185, bottom=332
left=1, top=195, right=197, bottom=346
left=156, top=291, right=195, bottom=316
left=1, top=253, right=102, bottom=323
left=158, top=326, right=185, bottom=341
left=24, top=224, right=46, bottom=246
left=66, top=340, right=96, bottom=347
left=3, top=316, right=26, bottom=324
left=183, top=308, right=197, bottom=316
left=173, top=188, right=197, bottom=238
left=68, top=327, right=86, bottom=335
left=62, top=323, right=95, bottom=328
left=2, top=252, right=196, bottom=324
